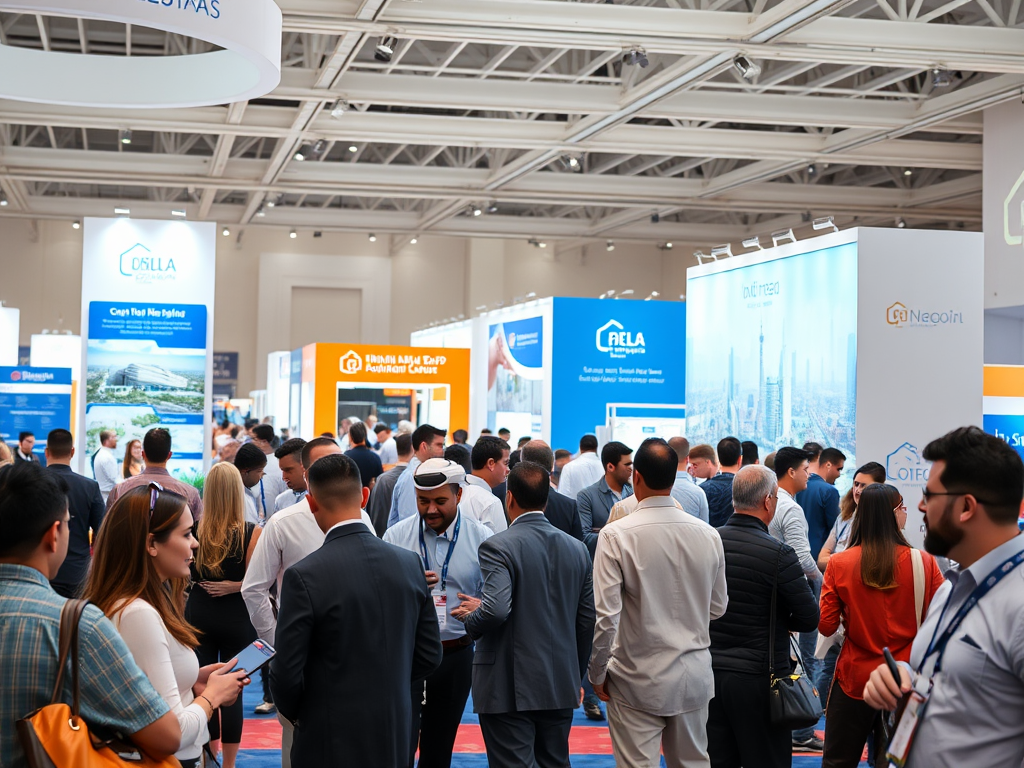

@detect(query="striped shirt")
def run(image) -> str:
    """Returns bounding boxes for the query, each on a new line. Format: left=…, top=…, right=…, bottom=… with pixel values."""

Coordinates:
left=0, top=565, right=169, bottom=768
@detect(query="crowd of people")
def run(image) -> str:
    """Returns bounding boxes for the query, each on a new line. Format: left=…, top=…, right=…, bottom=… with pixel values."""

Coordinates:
left=1, top=418, right=1022, bottom=768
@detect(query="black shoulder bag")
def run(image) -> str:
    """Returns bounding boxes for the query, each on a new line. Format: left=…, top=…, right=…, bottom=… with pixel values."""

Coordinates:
left=768, top=545, right=823, bottom=729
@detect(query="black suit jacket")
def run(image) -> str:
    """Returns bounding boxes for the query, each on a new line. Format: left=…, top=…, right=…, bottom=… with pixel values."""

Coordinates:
left=47, top=464, right=105, bottom=592
left=543, top=490, right=584, bottom=543
left=270, top=523, right=442, bottom=767
left=464, top=514, right=595, bottom=714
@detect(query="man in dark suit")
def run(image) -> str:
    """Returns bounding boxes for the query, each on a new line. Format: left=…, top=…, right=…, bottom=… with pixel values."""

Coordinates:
left=43, top=428, right=105, bottom=597
left=13, top=431, right=39, bottom=464
left=270, top=454, right=443, bottom=767
left=521, top=440, right=584, bottom=542
left=453, top=461, right=595, bottom=768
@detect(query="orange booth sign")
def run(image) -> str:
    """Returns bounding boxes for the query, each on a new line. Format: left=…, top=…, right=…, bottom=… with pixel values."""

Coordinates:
left=305, top=343, right=470, bottom=439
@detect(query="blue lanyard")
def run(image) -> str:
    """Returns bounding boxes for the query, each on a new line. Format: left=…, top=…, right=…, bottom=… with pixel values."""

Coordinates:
left=419, top=514, right=461, bottom=592
left=259, top=480, right=266, bottom=521
left=919, top=547, right=1024, bottom=674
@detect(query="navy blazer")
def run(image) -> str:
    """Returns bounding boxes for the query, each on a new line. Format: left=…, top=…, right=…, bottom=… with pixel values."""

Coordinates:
left=576, top=478, right=632, bottom=560
left=543, top=489, right=584, bottom=543
left=795, top=473, right=841, bottom=558
left=47, top=464, right=105, bottom=592
left=270, top=523, right=442, bottom=767
left=464, top=514, right=595, bottom=714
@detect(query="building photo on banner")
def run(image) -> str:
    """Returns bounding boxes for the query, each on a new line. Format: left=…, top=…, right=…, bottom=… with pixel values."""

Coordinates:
left=79, top=218, right=216, bottom=480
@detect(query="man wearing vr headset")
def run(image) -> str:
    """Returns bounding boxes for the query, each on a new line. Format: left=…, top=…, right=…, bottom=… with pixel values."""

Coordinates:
left=384, top=458, right=493, bottom=768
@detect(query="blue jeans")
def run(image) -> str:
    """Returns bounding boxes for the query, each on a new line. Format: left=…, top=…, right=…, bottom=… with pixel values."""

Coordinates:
left=793, top=576, right=822, bottom=742
left=819, top=643, right=841, bottom=711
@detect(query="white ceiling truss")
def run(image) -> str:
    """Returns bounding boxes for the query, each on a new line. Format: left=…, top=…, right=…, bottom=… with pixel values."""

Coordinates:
left=0, top=0, right=1017, bottom=253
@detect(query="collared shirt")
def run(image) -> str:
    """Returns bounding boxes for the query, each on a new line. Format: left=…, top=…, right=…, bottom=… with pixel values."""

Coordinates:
left=261, top=452, right=290, bottom=502
left=367, top=463, right=407, bottom=537
left=589, top=496, right=728, bottom=716
left=795, top=473, right=841, bottom=558
left=275, top=488, right=306, bottom=513
left=387, top=455, right=422, bottom=528
left=907, top=533, right=1024, bottom=768
left=92, top=446, right=119, bottom=500
left=671, top=470, right=710, bottom=523
left=326, top=518, right=370, bottom=535
left=459, top=483, right=508, bottom=534
left=465, top=474, right=491, bottom=491
left=608, top=493, right=685, bottom=525
left=0, top=565, right=169, bottom=768
left=768, top=488, right=819, bottom=581
left=557, top=452, right=604, bottom=498
left=376, top=436, right=398, bottom=466
left=244, top=480, right=270, bottom=526
left=383, top=511, right=492, bottom=641
left=701, top=471, right=736, bottom=527
left=106, top=466, right=204, bottom=522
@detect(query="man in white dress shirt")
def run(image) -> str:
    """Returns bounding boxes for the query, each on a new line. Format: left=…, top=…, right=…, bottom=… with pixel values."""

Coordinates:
left=241, top=436, right=374, bottom=765
left=92, top=430, right=120, bottom=503
left=374, top=423, right=398, bottom=466
left=251, top=424, right=289, bottom=502
left=590, top=438, right=728, bottom=768
left=460, top=436, right=510, bottom=534
left=557, top=434, right=604, bottom=499
left=668, top=436, right=709, bottom=523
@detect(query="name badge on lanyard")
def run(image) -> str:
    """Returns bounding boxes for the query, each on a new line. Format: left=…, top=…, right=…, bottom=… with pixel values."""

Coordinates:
left=420, top=514, right=461, bottom=630
left=432, top=589, right=448, bottom=629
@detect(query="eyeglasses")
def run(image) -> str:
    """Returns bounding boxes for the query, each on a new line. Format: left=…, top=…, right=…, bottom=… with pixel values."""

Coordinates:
left=893, top=501, right=907, bottom=513
left=921, top=488, right=996, bottom=505
left=148, top=482, right=164, bottom=520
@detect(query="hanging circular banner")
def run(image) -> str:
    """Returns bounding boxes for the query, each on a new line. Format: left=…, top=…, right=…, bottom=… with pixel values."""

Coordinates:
left=0, top=0, right=281, bottom=108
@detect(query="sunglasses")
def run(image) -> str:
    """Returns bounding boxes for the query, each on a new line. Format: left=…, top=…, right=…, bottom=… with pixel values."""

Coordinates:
left=148, top=482, right=164, bottom=521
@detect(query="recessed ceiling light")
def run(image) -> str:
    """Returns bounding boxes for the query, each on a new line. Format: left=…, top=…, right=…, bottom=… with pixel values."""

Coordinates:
left=222, top=227, right=231, bottom=237
left=410, top=237, right=418, bottom=244
left=348, top=145, right=359, bottom=153
left=289, top=229, right=297, bottom=239
left=72, top=220, right=80, bottom=229
left=369, top=233, right=377, bottom=242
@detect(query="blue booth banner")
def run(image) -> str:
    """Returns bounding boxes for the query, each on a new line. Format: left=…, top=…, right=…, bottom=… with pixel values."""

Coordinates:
left=0, top=367, right=73, bottom=453
left=487, top=315, right=544, bottom=437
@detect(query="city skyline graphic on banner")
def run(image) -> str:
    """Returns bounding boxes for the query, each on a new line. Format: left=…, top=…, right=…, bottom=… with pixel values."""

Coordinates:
left=686, top=243, right=858, bottom=489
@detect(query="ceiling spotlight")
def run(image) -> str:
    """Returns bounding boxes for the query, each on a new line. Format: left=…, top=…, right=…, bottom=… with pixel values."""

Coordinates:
left=471, top=205, right=482, bottom=217
left=559, top=153, right=583, bottom=172
left=644, top=291, right=660, bottom=301
left=369, top=233, right=377, bottom=242
left=651, top=212, right=660, bottom=224
left=171, top=209, right=187, bottom=218
left=619, top=289, right=635, bottom=298
left=410, top=237, right=418, bottom=244
left=114, top=207, right=130, bottom=216
left=119, top=129, right=132, bottom=145
left=812, top=215, right=839, bottom=233
left=896, top=217, right=907, bottom=229
left=375, top=35, right=398, bottom=63
left=807, top=163, right=817, bottom=176
left=294, top=147, right=307, bottom=161
left=486, top=202, right=499, bottom=214
left=0, top=192, right=8, bottom=207
left=539, top=241, right=547, bottom=248
left=771, top=228, right=796, bottom=246
left=222, top=227, right=231, bottom=237
left=903, top=168, right=913, bottom=177
left=606, top=240, right=615, bottom=252
left=329, top=98, right=349, bottom=118
left=348, top=145, right=359, bottom=153
left=265, top=197, right=276, bottom=209
left=694, top=250, right=707, bottom=264
left=313, top=139, right=327, bottom=157
left=741, top=236, right=763, bottom=250
left=657, top=242, right=673, bottom=251
left=525, top=292, right=537, bottom=300
left=931, top=68, right=952, bottom=88
left=711, top=244, right=733, bottom=259
left=733, top=55, right=762, bottom=82
left=622, top=46, right=649, bottom=68
left=255, top=205, right=266, bottom=217
left=289, top=229, right=297, bottom=239
left=72, top=220, right=81, bottom=229
left=313, top=231, right=322, bottom=238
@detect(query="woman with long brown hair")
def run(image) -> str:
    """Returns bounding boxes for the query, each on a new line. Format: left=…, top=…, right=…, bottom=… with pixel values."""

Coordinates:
left=818, top=484, right=944, bottom=767
left=84, top=484, right=248, bottom=768
left=122, top=438, right=144, bottom=479
left=185, top=463, right=261, bottom=768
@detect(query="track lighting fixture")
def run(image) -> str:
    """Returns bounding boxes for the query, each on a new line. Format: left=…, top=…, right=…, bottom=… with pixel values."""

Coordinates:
left=651, top=212, right=660, bottom=224
left=606, top=240, right=615, bottom=252
left=931, top=68, right=952, bottom=88
left=294, top=147, right=307, bottom=161
left=896, top=217, right=907, bottom=229
left=812, top=216, right=839, bottom=233
left=375, top=35, right=398, bottom=63
left=471, top=205, right=482, bottom=217
left=0, top=192, right=8, bottom=207
left=622, top=47, right=649, bottom=68
left=771, top=228, right=796, bottom=246
left=711, top=244, right=733, bottom=259
left=114, top=207, right=130, bottom=216
left=486, top=202, right=499, bottom=214
left=741, top=236, right=763, bottom=250
left=733, top=55, right=761, bottom=82
left=644, top=292, right=660, bottom=301
left=330, top=98, right=349, bottom=118
left=171, top=209, right=187, bottom=218
left=119, top=129, right=132, bottom=145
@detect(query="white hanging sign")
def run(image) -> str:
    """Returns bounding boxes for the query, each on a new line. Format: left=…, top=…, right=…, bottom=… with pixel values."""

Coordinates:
left=0, top=0, right=281, bottom=108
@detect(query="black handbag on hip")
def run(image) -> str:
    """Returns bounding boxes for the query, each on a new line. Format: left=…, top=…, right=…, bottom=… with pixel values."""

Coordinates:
left=767, top=546, right=823, bottom=730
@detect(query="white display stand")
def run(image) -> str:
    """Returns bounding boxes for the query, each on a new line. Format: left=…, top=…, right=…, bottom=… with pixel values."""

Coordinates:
left=0, top=307, right=18, bottom=366
left=686, top=228, right=984, bottom=547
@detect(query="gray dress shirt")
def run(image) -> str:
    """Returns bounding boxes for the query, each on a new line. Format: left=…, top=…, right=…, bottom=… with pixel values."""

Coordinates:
left=670, top=470, right=710, bottom=523
left=906, top=532, right=1024, bottom=768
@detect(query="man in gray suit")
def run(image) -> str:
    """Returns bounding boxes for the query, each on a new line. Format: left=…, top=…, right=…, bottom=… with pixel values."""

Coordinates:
left=452, top=461, right=595, bottom=768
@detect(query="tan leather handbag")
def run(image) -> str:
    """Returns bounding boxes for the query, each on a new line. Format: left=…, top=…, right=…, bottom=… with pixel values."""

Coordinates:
left=16, top=598, right=181, bottom=768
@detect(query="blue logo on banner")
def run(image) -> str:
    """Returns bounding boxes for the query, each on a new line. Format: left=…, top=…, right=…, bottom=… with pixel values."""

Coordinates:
left=985, top=414, right=1024, bottom=460
left=0, top=367, right=73, bottom=451
left=492, top=316, right=543, bottom=370
left=119, top=243, right=177, bottom=283
left=886, top=442, right=929, bottom=486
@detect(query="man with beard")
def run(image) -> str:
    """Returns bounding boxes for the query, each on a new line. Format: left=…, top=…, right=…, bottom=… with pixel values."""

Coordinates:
left=863, top=426, right=1024, bottom=768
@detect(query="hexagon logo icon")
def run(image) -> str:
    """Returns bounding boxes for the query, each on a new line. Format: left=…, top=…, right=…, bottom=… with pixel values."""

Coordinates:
left=339, top=351, right=363, bottom=375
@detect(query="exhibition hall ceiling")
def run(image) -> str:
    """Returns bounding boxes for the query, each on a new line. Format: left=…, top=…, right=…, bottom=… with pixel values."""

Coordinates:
left=0, top=0, right=1014, bottom=252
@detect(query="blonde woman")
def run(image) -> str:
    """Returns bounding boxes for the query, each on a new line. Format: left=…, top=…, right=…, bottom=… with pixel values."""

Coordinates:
left=84, top=485, right=248, bottom=768
left=185, top=462, right=262, bottom=768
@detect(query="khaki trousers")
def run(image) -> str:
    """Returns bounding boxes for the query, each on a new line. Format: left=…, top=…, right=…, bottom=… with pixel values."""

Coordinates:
left=277, top=713, right=294, bottom=768
left=607, top=696, right=711, bottom=768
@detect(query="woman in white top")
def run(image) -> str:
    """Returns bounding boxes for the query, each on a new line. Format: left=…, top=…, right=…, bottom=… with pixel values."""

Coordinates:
left=84, top=482, right=248, bottom=768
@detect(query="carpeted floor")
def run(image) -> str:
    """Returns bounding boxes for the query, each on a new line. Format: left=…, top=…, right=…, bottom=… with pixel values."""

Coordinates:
left=235, top=671, right=865, bottom=767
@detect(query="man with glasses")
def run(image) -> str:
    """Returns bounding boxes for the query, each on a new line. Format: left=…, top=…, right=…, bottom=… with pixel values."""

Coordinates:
left=863, top=426, right=1024, bottom=768
left=106, top=427, right=203, bottom=522
left=768, top=446, right=824, bottom=753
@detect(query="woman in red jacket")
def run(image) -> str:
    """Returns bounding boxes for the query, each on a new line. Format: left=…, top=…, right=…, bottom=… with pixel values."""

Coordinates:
left=819, top=484, right=944, bottom=767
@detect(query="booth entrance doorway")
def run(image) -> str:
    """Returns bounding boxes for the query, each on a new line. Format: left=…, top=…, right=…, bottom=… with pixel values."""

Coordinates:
left=337, top=383, right=452, bottom=432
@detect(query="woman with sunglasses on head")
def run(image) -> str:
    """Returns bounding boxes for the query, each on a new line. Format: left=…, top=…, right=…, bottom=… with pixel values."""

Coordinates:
left=185, top=463, right=262, bottom=768
left=84, top=483, right=248, bottom=768
left=818, top=484, right=944, bottom=767
left=122, top=439, right=145, bottom=479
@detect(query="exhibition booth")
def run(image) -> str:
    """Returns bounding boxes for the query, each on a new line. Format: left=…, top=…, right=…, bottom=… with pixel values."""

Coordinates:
left=686, top=227, right=984, bottom=546
left=412, top=297, right=687, bottom=449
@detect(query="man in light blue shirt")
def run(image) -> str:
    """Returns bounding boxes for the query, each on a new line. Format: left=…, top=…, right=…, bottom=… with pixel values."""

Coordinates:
left=668, top=436, right=709, bottom=523
left=387, top=424, right=447, bottom=529
left=384, top=457, right=491, bottom=768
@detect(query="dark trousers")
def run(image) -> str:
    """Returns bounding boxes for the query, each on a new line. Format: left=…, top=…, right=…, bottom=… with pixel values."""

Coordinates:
left=478, top=709, right=573, bottom=768
left=822, top=681, right=887, bottom=768
left=192, top=611, right=257, bottom=743
left=409, top=645, right=474, bottom=768
left=708, top=670, right=792, bottom=768
left=50, top=582, right=79, bottom=599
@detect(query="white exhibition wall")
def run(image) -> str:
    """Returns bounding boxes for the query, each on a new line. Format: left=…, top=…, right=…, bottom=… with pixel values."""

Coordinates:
left=687, top=228, right=984, bottom=548
left=0, top=307, right=18, bottom=366
left=984, top=101, right=1024, bottom=309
